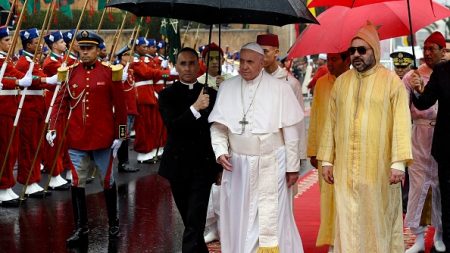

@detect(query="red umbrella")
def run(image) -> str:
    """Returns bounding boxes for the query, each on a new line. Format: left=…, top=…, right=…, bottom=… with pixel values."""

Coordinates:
left=308, top=0, right=402, bottom=8
left=288, top=0, right=450, bottom=58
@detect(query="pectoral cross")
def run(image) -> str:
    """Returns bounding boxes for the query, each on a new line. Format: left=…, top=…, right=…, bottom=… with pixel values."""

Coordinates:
left=239, top=116, right=249, bottom=134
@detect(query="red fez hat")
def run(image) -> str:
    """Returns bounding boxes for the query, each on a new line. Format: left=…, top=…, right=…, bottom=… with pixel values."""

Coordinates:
left=256, top=34, right=279, bottom=48
left=202, top=42, right=224, bottom=59
left=424, top=32, right=446, bottom=49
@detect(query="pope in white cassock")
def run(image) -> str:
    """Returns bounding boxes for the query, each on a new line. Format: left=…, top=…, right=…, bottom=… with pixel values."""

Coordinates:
left=208, top=42, right=305, bottom=253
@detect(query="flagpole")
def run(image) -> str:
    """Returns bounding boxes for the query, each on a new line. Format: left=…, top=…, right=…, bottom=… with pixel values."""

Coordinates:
left=4, top=0, right=18, bottom=27
left=96, top=0, right=111, bottom=33
left=109, top=12, right=128, bottom=63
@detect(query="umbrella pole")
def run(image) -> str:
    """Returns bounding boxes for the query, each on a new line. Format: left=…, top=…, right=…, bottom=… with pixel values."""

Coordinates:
left=218, top=23, right=222, bottom=75
left=204, top=24, right=213, bottom=88
left=406, top=0, right=417, bottom=69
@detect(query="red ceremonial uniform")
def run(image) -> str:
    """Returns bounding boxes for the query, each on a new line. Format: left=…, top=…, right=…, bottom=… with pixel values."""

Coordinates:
left=123, top=68, right=138, bottom=116
left=42, top=52, right=71, bottom=176
left=51, top=61, right=127, bottom=150
left=14, top=51, right=51, bottom=184
left=0, top=52, right=25, bottom=189
left=147, top=56, right=168, bottom=149
left=130, top=55, right=159, bottom=154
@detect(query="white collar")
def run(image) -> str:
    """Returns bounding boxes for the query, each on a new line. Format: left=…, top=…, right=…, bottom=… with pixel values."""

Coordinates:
left=180, top=80, right=197, bottom=90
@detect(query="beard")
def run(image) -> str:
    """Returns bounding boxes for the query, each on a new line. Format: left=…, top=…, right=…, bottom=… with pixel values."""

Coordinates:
left=351, top=55, right=375, bottom=73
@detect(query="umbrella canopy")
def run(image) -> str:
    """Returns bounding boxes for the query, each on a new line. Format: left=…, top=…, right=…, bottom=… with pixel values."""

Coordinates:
left=108, top=0, right=318, bottom=26
left=308, top=0, right=402, bottom=8
left=288, top=0, right=450, bottom=58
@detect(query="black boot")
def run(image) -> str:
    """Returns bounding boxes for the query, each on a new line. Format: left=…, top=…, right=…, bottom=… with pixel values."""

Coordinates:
left=66, top=187, right=89, bottom=247
left=104, top=182, right=119, bottom=238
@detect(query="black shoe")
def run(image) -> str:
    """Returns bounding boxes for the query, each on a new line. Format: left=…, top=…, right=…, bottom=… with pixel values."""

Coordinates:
left=109, top=218, right=120, bottom=238
left=86, top=177, right=94, bottom=184
left=66, top=227, right=89, bottom=247
left=0, top=198, right=20, bottom=207
left=50, top=182, right=71, bottom=191
left=26, top=190, right=51, bottom=198
left=118, top=163, right=139, bottom=173
left=137, top=159, right=154, bottom=164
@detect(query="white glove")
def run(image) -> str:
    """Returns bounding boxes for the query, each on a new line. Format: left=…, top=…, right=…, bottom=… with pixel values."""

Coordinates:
left=18, top=62, right=34, bottom=88
left=170, top=67, right=178, bottom=76
left=122, top=71, right=128, bottom=82
left=111, top=139, right=123, bottom=158
left=46, top=74, right=59, bottom=85
left=122, top=62, right=129, bottom=82
left=161, top=59, right=169, bottom=69
left=46, top=130, right=56, bottom=147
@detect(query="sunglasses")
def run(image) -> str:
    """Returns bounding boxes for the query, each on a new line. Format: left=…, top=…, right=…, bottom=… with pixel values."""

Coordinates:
left=348, top=46, right=371, bottom=55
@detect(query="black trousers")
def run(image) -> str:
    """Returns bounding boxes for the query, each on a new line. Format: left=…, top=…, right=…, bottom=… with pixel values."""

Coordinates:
left=438, top=161, right=450, bottom=249
left=169, top=177, right=212, bottom=253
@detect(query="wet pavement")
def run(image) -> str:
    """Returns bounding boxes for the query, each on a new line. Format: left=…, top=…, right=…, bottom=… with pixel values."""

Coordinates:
left=0, top=150, right=185, bottom=253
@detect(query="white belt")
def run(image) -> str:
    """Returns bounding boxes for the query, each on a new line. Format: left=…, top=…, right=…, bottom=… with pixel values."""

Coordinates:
left=0, top=90, right=19, bottom=95
left=413, top=119, right=436, bottom=126
left=229, top=132, right=284, bottom=156
left=155, top=80, right=164, bottom=85
left=135, top=80, right=153, bottom=87
left=21, top=90, right=44, bottom=96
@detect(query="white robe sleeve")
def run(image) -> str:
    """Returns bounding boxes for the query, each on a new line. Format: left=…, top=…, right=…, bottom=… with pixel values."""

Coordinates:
left=210, top=122, right=229, bottom=160
left=282, top=123, right=300, bottom=173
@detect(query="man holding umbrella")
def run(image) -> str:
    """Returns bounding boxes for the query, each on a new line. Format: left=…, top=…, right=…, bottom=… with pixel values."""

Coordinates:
left=408, top=31, right=450, bottom=253
left=317, top=22, right=412, bottom=253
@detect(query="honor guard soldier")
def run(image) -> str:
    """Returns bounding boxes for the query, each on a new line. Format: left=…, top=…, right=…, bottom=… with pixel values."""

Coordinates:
left=42, top=31, right=73, bottom=184
left=63, top=29, right=79, bottom=66
left=16, top=28, right=68, bottom=194
left=47, top=31, right=127, bottom=246
left=390, top=51, right=414, bottom=79
left=0, top=26, right=46, bottom=206
left=131, top=37, right=173, bottom=163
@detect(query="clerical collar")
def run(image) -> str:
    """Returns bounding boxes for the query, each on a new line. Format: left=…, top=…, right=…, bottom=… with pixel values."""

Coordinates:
left=180, top=80, right=197, bottom=90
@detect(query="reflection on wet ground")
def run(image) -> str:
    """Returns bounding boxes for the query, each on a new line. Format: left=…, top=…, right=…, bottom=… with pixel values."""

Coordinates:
left=0, top=159, right=184, bottom=253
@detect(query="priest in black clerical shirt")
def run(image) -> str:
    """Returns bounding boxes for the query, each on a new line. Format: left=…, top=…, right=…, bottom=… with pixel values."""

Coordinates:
left=158, top=47, right=222, bottom=253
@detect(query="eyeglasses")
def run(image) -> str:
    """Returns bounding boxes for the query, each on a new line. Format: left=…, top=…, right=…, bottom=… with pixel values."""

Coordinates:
left=348, top=46, right=371, bottom=55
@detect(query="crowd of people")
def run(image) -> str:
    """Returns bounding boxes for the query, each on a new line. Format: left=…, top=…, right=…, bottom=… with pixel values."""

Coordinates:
left=0, top=20, right=450, bottom=253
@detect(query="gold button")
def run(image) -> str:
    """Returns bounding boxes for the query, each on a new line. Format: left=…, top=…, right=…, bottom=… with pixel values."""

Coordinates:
left=86, top=92, right=89, bottom=95
left=86, top=77, right=90, bottom=81
left=86, top=114, right=89, bottom=117
left=86, top=85, right=90, bottom=88
left=86, top=107, right=89, bottom=110
left=87, top=71, right=90, bottom=74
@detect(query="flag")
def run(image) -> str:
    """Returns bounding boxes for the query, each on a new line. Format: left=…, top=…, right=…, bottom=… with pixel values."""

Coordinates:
left=59, top=0, right=73, bottom=19
left=0, top=0, right=10, bottom=10
left=98, top=0, right=107, bottom=10
left=161, top=18, right=181, bottom=63
left=22, top=0, right=40, bottom=14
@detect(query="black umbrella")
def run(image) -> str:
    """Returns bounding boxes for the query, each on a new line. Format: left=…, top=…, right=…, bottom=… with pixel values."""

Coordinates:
left=107, top=0, right=318, bottom=26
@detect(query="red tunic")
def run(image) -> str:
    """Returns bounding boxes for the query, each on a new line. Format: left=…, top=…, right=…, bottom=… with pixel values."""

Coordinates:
left=14, top=52, right=49, bottom=184
left=52, top=61, right=127, bottom=151
left=0, top=56, right=25, bottom=189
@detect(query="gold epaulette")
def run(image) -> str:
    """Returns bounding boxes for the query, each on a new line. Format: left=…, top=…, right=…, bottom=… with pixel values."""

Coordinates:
left=102, top=61, right=112, bottom=68
left=111, top=64, right=124, bottom=82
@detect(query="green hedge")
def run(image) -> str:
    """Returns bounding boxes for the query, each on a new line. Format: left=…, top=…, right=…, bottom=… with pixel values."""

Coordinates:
left=20, top=9, right=163, bottom=38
